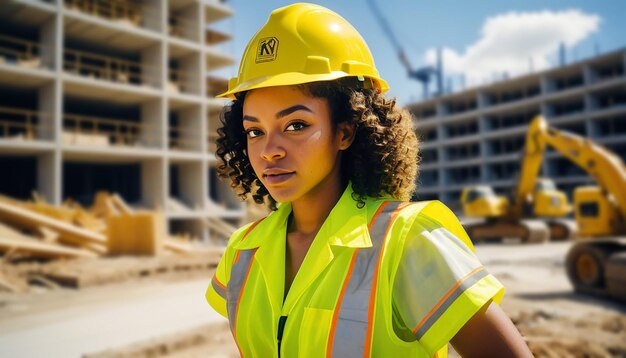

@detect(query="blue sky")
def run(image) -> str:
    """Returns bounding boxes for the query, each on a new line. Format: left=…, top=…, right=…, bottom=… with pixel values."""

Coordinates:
left=214, top=1, right=626, bottom=105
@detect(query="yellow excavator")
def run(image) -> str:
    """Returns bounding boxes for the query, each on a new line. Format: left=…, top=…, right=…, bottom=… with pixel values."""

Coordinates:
left=521, top=116, right=626, bottom=301
left=461, top=116, right=576, bottom=243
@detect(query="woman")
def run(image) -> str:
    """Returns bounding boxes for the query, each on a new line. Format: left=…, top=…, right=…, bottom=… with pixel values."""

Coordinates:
left=206, top=3, right=532, bottom=357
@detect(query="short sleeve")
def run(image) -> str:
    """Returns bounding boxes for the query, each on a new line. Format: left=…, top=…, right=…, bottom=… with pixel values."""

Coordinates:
left=206, top=247, right=230, bottom=318
left=392, top=209, right=504, bottom=356
left=205, top=221, right=257, bottom=319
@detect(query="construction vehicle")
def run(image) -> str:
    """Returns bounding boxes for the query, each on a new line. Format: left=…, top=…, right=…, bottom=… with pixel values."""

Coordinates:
left=517, top=116, right=626, bottom=301
left=461, top=116, right=576, bottom=242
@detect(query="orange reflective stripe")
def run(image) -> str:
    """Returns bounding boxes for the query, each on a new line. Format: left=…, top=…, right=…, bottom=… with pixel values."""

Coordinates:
left=234, top=218, right=265, bottom=265
left=364, top=202, right=412, bottom=357
left=411, top=265, right=485, bottom=335
left=368, top=201, right=390, bottom=231
left=326, top=249, right=359, bottom=357
left=212, top=274, right=226, bottom=290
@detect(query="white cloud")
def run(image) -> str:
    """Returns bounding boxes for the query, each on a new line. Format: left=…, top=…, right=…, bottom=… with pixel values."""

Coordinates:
left=424, top=9, right=601, bottom=86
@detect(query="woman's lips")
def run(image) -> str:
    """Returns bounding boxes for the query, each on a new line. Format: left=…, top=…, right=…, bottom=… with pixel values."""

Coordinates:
left=263, top=172, right=295, bottom=185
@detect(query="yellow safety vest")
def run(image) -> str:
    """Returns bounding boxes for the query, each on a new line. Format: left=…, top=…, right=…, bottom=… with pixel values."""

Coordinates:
left=206, top=183, right=504, bottom=357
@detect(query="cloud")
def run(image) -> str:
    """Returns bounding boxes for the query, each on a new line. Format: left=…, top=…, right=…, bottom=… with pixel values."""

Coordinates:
left=424, top=9, right=601, bottom=86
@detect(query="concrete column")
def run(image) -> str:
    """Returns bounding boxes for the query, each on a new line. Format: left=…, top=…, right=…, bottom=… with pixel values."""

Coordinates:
left=38, top=82, right=56, bottom=141
left=583, top=64, right=595, bottom=85
left=177, top=161, right=204, bottom=210
left=176, top=105, right=202, bottom=151
left=584, top=91, right=595, bottom=113
left=142, top=158, right=166, bottom=210
left=40, top=17, right=57, bottom=70
left=479, top=116, right=489, bottom=182
left=141, top=43, right=164, bottom=89
left=435, top=99, right=446, bottom=117
left=153, top=0, right=167, bottom=34
left=37, top=151, right=60, bottom=205
left=179, top=53, right=202, bottom=96
left=540, top=75, right=552, bottom=94
left=141, top=99, right=165, bottom=149
left=477, top=91, right=488, bottom=108
left=52, top=9, right=63, bottom=206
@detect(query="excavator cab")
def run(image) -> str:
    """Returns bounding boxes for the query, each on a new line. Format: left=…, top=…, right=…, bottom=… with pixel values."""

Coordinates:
left=461, top=186, right=510, bottom=218
left=533, top=178, right=572, bottom=218
left=574, top=187, right=621, bottom=237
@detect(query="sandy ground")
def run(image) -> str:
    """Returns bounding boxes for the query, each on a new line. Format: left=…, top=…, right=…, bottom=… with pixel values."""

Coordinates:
left=1, top=241, right=625, bottom=357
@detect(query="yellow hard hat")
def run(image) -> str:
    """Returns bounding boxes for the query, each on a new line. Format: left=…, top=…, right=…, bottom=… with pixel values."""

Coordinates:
left=218, top=2, right=389, bottom=99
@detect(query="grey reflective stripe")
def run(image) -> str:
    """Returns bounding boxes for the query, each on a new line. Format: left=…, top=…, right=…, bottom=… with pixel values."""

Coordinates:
left=226, top=249, right=256, bottom=335
left=211, top=277, right=227, bottom=300
left=413, top=267, right=488, bottom=340
left=331, top=201, right=405, bottom=358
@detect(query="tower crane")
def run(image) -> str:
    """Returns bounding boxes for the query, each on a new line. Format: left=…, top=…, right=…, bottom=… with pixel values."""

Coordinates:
left=365, top=0, right=442, bottom=98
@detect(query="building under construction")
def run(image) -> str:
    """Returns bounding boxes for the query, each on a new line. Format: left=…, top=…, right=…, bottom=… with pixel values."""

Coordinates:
left=408, top=48, right=626, bottom=210
left=0, top=0, right=241, bottom=242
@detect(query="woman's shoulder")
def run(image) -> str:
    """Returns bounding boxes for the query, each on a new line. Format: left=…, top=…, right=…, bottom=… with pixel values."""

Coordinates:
left=386, top=199, right=474, bottom=252
left=225, top=217, right=265, bottom=247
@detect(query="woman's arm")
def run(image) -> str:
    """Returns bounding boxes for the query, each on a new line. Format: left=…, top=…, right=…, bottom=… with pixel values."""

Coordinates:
left=451, top=301, right=533, bottom=357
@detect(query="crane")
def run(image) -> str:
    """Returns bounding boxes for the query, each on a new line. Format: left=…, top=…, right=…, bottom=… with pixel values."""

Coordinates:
left=365, top=0, right=442, bottom=98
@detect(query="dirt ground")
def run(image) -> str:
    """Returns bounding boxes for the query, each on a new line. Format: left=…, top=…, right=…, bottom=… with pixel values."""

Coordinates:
left=1, top=241, right=625, bottom=357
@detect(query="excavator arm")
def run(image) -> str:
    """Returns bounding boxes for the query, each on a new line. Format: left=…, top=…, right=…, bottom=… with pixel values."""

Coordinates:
left=510, top=117, right=549, bottom=219
left=523, top=116, right=626, bottom=224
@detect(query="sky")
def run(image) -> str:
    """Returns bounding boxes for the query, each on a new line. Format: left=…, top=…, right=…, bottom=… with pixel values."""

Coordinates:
left=213, top=1, right=626, bottom=105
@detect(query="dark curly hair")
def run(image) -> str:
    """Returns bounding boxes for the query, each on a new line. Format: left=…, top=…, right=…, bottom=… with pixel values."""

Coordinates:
left=215, top=77, right=419, bottom=210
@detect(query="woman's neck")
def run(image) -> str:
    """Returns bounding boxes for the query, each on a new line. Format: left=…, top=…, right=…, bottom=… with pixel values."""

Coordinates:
left=288, top=178, right=346, bottom=236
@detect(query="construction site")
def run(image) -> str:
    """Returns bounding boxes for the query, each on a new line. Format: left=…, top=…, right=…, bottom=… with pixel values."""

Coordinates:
left=0, top=0, right=625, bottom=357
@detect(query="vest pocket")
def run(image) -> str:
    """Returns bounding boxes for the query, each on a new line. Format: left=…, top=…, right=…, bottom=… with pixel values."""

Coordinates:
left=299, top=307, right=333, bottom=357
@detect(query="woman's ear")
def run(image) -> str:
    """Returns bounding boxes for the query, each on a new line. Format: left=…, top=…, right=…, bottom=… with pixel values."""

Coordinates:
left=337, top=122, right=356, bottom=150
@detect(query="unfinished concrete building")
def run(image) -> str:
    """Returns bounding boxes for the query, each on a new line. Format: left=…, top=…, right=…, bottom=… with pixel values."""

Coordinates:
left=0, top=0, right=240, bottom=242
left=408, top=48, right=626, bottom=211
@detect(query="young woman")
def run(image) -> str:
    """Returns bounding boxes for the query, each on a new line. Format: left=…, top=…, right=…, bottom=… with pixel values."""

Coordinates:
left=206, top=3, right=532, bottom=357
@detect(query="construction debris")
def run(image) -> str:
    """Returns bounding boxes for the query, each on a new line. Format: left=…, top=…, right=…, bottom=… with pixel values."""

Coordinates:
left=0, top=192, right=238, bottom=260
left=0, top=249, right=223, bottom=293
left=0, top=236, right=97, bottom=259
left=107, top=211, right=165, bottom=256
left=27, top=250, right=222, bottom=288
left=0, top=199, right=107, bottom=252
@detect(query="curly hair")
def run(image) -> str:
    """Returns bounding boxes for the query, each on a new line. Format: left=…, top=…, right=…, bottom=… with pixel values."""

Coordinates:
left=215, top=77, right=419, bottom=210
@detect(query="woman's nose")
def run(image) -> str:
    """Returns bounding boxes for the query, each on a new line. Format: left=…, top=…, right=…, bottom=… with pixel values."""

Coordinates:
left=260, top=136, right=286, bottom=161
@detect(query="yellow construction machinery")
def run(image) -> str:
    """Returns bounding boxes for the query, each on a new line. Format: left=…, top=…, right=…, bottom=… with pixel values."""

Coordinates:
left=461, top=116, right=576, bottom=243
left=519, top=116, right=626, bottom=300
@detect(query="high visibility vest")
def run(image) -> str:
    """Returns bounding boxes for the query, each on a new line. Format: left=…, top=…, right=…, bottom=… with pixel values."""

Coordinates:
left=207, top=184, right=504, bottom=357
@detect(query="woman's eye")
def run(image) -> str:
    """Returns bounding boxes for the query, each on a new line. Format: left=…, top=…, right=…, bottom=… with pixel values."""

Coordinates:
left=285, top=122, right=308, bottom=131
left=245, top=129, right=263, bottom=138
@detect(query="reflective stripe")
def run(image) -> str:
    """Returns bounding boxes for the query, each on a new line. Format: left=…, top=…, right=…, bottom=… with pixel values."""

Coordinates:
left=412, top=266, right=488, bottom=340
left=233, top=218, right=265, bottom=265
left=329, top=201, right=408, bottom=358
left=227, top=248, right=256, bottom=357
left=326, top=249, right=358, bottom=358
left=211, top=275, right=227, bottom=300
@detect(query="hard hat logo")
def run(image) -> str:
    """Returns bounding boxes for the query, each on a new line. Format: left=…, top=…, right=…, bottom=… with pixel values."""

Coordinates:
left=256, top=37, right=279, bottom=63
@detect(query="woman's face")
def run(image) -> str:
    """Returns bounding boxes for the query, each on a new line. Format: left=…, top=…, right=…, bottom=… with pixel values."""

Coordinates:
left=242, top=85, right=353, bottom=203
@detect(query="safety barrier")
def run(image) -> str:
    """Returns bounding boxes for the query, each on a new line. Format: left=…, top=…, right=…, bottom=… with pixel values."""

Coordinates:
left=0, top=34, right=50, bottom=69
left=0, top=106, right=53, bottom=140
left=64, top=48, right=158, bottom=87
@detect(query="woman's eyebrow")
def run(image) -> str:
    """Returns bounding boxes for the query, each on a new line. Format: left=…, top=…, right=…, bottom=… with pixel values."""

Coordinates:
left=275, top=104, right=312, bottom=119
left=243, top=104, right=313, bottom=123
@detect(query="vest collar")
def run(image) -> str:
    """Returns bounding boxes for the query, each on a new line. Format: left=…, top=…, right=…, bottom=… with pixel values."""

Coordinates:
left=232, top=182, right=373, bottom=250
